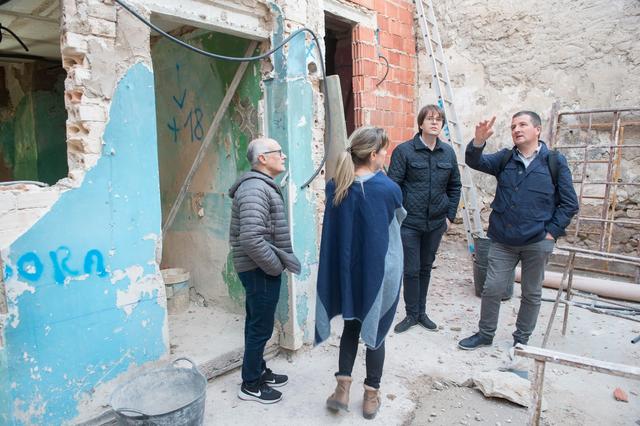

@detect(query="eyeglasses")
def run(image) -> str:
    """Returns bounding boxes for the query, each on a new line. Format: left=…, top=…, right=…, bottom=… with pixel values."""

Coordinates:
left=261, top=149, right=284, bottom=157
left=424, top=116, right=443, bottom=122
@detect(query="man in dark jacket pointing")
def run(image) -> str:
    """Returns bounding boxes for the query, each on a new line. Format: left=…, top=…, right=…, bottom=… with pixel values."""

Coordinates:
left=229, top=137, right=301, bottom=403
left=458, top=111, right=578, bottom=351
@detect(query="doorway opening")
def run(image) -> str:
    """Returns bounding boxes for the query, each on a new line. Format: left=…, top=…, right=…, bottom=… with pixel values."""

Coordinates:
left=324, top=13, right=355, bottom=137
left=150, top=20, right=267, bottom=365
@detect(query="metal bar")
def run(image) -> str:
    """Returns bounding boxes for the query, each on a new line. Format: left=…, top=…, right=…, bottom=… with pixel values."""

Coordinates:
left=543, top=252, right=574, bottom=348
left=572, top=292, right=640, bottom=311
left=553, top=144, right=640, bottom=149
left=572, top=181, right=640, bottom=186
left=556, top=300, right=640, bottom=323
left=162, top=41, right=258, bottom=233
left=567, top=159, right=611, bottom=164
left=607, top=124, right=624, bottom=252
left=557, top=107, right=640, bottom=116
left=558, top=121, right=640, bottom=130
left=599, top=113, right=620, bottom=250
left=561, top=260, right=576, bottom=336
left=573, top=217, right=640, bottom=226
left=555, top=245, right=640, bottom=264
left=548, top=262, right=636, bottom=278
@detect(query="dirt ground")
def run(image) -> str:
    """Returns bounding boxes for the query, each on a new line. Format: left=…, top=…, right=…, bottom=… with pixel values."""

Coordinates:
left=201, top=235, right=640, bottom=425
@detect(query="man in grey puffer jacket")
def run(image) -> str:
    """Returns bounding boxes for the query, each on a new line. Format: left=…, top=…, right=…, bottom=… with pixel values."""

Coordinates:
left=229, top=137, right=301, bottom=404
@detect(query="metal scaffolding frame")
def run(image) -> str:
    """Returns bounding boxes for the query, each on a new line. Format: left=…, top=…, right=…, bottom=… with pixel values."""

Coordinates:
left=549, top=107, right=640, bottom=282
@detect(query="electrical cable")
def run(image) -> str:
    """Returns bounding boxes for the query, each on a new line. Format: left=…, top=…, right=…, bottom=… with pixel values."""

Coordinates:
left=0, top=23, right=30, bottom=52
left=113, top=0, right=330, bottom=189
left=376, top=54, right=389, bottom=87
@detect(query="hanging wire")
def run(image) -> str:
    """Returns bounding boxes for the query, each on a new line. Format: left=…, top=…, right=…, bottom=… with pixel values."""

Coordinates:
left=376, top=54, right=389, bottom=87
left=0, top=23, right=30, bottom=52
left=113, top=0, right=330, bottom=189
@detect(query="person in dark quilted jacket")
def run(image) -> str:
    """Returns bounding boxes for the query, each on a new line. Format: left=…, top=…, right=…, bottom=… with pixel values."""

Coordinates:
left=388, top=104, right=462, bottom=334
left=229, top=137, right=301, bottom=404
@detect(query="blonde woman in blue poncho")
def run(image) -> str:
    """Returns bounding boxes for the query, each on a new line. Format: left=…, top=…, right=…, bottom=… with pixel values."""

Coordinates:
left=315, top=126, right=406, bottom=420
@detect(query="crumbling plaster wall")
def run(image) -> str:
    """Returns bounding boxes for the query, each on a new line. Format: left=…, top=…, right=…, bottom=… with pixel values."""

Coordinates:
left=417, top=0, right=640, bottom=215
left=0, top=0, right=169, bottom=423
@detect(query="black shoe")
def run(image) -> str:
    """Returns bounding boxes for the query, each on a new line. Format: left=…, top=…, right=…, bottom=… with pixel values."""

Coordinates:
left=261, top=368, right=288, bottom=387
left=512, top=339, right=527, bottom=347
left=458, top=332, right=493, bottom=350
left=417, top=314, right=438, bottom=331
left=238, top=382, right=282, bottom=404
left=394, top=316, right=418, bottom=333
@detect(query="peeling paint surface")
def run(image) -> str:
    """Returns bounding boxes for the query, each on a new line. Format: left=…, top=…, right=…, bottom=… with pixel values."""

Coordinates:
left=0, top=63, right=167, bottom=424
left=265, top=16, right=320, bottom=349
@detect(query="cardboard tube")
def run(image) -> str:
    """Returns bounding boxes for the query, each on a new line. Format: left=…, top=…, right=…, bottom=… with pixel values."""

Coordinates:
left=515, top=268, right=640, bottom=302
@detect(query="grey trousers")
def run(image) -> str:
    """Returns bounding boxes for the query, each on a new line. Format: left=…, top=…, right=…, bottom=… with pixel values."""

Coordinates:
left=478, top=238, right=555, bottom=343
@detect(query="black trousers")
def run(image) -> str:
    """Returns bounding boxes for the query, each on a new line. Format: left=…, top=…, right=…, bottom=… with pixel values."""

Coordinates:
left=336, top=320, right=385, bottom=389
left=400, top=222, right=446, bottom=318
left=238, top=268, right=281, bottom=385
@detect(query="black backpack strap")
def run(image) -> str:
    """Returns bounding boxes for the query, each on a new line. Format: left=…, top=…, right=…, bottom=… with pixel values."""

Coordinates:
left=498, top=148, right=513, bottom=175
left=547, top=149, right=560, bottom=186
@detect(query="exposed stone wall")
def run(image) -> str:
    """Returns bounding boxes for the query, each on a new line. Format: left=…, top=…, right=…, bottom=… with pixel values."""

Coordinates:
left=416, top=0, right=640, bottom=251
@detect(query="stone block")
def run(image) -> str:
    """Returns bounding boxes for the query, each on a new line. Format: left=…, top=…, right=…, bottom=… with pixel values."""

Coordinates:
left=77, top=104, right=106, bottom=122
left=87, top=1, right=117, bottom=22
left=88, top=17, right=116, bottom=38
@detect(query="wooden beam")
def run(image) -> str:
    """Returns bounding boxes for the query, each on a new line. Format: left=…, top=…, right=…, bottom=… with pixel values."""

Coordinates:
left=162, top=41, right=258, bottom=234
left=323, top=75, right=349, bottom=182
left=514, top=344, right=640, bottom=380
left=527, top=360, right=546, bottom=426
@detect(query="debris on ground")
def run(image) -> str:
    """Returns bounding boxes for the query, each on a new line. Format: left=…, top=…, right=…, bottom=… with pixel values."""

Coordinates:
left=613, top=387, right=629, bottom=402
left=462, top=370, right=534, bottom=408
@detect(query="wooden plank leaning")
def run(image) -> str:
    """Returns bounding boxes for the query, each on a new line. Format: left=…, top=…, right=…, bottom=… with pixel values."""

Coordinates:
left=162, top=41, right=259, bottom=234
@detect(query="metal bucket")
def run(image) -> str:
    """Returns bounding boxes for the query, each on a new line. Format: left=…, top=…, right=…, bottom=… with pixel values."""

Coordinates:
left=111, top=358, right=206, bottom=426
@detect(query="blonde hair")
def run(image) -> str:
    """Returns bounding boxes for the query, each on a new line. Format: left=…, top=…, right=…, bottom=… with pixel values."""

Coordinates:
left=332, top=126, right=389, bottom=206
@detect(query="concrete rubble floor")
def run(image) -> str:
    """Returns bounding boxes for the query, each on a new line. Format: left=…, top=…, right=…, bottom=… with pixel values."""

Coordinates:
left=194, top=236, right=639, bottom=425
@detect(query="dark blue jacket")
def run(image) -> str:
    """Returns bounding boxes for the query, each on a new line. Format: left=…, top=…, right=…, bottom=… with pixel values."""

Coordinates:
left=465, top=140, right=579, bottom=246
left=388, top=134, right=461, bottom=232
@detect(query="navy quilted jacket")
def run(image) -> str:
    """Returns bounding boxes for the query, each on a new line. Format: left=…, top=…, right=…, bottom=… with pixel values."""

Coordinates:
left=465, top=140, right=579, bottom=246
left=388, top=134, right=461, bottom=232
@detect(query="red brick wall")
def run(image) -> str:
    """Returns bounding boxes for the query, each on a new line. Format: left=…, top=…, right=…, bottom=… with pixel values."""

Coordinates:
left=348, top=0, right=417, bottom=150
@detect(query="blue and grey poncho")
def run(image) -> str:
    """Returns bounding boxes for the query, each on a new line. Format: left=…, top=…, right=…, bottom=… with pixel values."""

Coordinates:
left=315, top=171, right=406, bottom=350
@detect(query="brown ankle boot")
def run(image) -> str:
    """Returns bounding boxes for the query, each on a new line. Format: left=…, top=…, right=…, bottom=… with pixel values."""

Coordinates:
left=362, top=384, right=381, bottom=419
left=326, top=375, right=352, bottom=412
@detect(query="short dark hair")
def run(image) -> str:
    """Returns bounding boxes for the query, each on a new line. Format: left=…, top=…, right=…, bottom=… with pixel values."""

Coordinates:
left=417, top=104, right=446, bottom=132
left=512, top=111, right=542, bottom=128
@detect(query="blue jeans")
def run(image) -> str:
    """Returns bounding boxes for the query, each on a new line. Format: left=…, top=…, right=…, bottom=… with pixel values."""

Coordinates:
left=479, top=239, right=555, bottom=343
left=238, top=268, right=282, bottom=385
left=400, top=223, right=447, bottom=318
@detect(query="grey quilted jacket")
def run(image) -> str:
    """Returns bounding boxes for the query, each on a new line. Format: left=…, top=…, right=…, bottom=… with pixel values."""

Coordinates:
left=229, top=171, right=301, bottom=276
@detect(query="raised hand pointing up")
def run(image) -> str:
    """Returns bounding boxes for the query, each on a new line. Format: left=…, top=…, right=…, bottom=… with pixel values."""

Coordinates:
left=474, top=116, right=496, bottom=146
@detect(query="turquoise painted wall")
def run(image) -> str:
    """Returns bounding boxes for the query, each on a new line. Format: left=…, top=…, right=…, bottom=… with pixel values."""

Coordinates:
left=152, top=30, right=261, bottom=308
left=266, top=9, right=319, bottom=344
left=0, top=63, right=166, bottom=424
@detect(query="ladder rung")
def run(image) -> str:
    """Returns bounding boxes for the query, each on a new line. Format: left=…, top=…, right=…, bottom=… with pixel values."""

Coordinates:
left=581, top=195, right=606, bottom=200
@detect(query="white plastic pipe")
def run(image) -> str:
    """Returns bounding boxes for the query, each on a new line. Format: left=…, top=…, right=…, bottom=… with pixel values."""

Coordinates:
left=515, top=268, right=640, bottom=302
